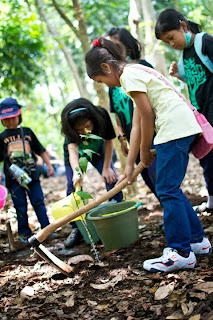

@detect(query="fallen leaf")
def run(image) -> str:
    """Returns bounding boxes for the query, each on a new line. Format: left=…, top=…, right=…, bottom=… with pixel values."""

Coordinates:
left=87, top=300, right=97, bottom=307
left=20, top=286, right=35, bottom=299
left=90, top=271, right=126, bottom=290
left=181, top=300, right=195, bottom=316
left=189, top=292, right=206, bottom=300
left=155, top=282, right=175, bottom=300
left=189, top=315, right=200, bottom=320
left=194, top=281, right=213, bottom=294
left=68, top=254, right=94, bottom=265
left=166, top=311, right=184, bottom=319
left=65, top=294, right=75, bottom=307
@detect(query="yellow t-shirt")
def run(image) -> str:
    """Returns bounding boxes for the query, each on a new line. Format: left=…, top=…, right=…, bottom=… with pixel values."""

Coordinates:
left=120, top=64, right=202, bottom=145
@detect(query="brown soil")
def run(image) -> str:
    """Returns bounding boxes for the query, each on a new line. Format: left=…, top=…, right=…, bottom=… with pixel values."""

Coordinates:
left=0, top=155, right=213, bottom=320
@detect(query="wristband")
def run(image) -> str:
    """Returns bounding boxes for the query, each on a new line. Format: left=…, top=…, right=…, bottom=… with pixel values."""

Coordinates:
left=118, top=134, right=126, bottom=140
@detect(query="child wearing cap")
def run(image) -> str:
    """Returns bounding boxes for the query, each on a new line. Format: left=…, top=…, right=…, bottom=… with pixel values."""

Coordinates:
left=0, top=98, right=58, bottom=244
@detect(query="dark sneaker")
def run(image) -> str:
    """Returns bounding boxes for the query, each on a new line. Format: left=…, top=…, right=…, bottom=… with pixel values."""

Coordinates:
left=47, top=232, right=59, bottom=241
left=64, top=228, right=82, bottom=248
left=191, top=237, right=212, bottom=256
left=18, top=234, right=31, bottom=246
left=143, top=248, right=197, bottom=273
left=0, top=229, right=7, bottom=237
left=193, top=202, right=213, bottom=214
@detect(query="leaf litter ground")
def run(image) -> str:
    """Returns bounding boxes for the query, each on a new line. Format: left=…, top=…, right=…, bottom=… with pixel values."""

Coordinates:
left=0, top=155, right=213, bottom=320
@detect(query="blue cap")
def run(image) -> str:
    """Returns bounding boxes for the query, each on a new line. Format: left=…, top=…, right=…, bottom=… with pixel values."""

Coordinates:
left=0, top=98, right=21, bottom=120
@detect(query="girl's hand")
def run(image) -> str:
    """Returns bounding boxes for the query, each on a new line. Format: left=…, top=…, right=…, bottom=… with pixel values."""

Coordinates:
left=140, top=150, right=155, bottom=168
left=120, top=139, right=129, bottom=157
left=169, top=61, right=179, bottom=78
left=73, top=168, right=83, bottom=188
left=102, top=168, right=117, bottom=184
left=118, top=163, right=135, bottom=185
left=47, top=164, right=54, bottom=176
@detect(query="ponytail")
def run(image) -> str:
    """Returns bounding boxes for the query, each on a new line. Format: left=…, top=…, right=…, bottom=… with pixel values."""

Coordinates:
left=85, top=37, right=126, bottom=78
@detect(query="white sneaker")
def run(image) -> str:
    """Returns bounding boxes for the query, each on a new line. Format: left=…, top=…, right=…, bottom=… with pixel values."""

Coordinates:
left=143, top=248, right=197, bottom=273
left=191, top=237, right=212, bottom=256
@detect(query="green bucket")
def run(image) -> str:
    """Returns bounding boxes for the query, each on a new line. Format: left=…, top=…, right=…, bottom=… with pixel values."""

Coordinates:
left=87, top=201, right=140, bottom=250
left=75, top=201, right=117, bottom=244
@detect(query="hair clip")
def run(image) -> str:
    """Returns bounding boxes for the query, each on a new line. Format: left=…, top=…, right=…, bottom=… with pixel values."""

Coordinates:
left=92, top=38, right=102, bottom=47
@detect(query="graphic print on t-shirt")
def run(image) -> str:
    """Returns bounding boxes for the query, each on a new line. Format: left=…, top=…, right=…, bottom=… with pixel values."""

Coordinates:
left=112, top=87, right=131, bottom=125
left=184, top=57, right=206, bottom=109
left=7, top=139, right=33, bottom=164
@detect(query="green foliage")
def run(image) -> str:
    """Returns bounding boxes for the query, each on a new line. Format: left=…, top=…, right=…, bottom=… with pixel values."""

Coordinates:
left=81, top=0, right=129, bottom=38
left=76, top=190, right=93, bottom=200
left=0, top=3, right=46, bottom=96
left=79, top=157, right=88, bottom=173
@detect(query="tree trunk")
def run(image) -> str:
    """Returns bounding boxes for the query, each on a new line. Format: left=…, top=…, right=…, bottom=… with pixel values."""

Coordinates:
left=6, top=220, right=16, bottom=252
left=128, top=0, right=145, bottom=57
left=34, top=0, right=89, bottom=99
left=51, top=0, right=109, bottom=109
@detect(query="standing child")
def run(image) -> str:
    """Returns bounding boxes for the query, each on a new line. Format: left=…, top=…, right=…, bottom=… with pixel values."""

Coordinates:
left=0, top=98, right=58, bottom=244
left=61, top=98, right=123, bottom=248
left=155, top=8, right=213, bottom=214
left=85, top=37, right=211, bottom=273
left=105, top=27, right=158, bottom=198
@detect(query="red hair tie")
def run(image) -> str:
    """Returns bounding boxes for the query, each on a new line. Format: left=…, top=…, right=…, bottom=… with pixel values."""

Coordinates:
left=92, top=38, right=102, bottom=47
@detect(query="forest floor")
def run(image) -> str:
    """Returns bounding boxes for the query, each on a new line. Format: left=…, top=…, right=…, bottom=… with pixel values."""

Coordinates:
left=0, top=155, right=213, bottom=320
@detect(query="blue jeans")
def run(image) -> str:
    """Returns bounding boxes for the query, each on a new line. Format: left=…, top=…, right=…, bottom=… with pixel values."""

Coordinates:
left=135, top=138, right=158, bottom=198
left=8, top=180, right=50, bottom=237
left=155, top=135, right=205, bottom=253
left=199, top=148, right=213, bottom=196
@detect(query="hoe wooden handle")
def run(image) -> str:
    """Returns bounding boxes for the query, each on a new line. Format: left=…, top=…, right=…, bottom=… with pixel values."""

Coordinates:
left=34, top=161, right=145, bottom=243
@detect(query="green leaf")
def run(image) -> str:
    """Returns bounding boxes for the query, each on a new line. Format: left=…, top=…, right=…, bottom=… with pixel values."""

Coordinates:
left=80, top=133, right=103, bottom=140
left=76, top=191, right=93, bottom=200
left=82, top=149, right=99, bottom=160
left=79, top=157, right=88, bottom=173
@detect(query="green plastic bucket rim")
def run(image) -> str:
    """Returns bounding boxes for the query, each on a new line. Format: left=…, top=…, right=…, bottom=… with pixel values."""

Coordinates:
left=87, top=201, right=142, bottom=220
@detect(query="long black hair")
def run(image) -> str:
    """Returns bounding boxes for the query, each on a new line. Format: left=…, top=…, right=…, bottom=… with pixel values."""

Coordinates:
left=155, top=8, right=201, bottom=39
left=85, top=37, right=126, bottom=78
left=61, top=98, right=104, bottom=143
left=106, top=27, right=141, bottom=60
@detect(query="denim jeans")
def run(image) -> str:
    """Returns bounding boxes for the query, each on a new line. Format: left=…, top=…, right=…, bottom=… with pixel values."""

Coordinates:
left=155, top=135, right=205, bottom=253
left=9, top=180, right=50, bottom=237
left=135, top=138, right=158, bottom=198
left=199, top=148, right=213, bottom=196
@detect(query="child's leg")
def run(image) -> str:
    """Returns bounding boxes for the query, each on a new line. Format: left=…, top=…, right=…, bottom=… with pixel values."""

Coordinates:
left=155, top=135, right=204, bottom=253
left=199, top=149, right=213, bottom=207
left=135, top=153, right=158, bottom=198
left=65, top=165, right=75, bottom=196
left=65, top=165, right=78, bottom=230
left=92, top=156, right=123, bottom=202
left=8, top=182, right=31, bottom=237
left=27, top=181, right=50, bottom=229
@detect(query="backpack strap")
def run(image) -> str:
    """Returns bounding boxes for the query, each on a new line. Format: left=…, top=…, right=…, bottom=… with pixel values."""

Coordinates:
left=177, top=52, right=186, bottom=81
left=130, top=64, right=195, bottom=112
left=194, top=32, right=213, bottom=73
left=178, top=32, right=213, bottom=79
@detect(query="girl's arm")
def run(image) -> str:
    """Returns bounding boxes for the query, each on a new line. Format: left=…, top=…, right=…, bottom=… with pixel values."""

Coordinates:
left=68, top=143, right=82, bottom=187
left=169, top=61, right=185, bottom=82
left=130, top=91, right=155, bottom=170
left=102, top=139, right=117, bottom=184
left=40, top=151, right=54, bottom=176
left=116, top=114, right=129, bottom=157
left=123, top=107, right=141, bottom=183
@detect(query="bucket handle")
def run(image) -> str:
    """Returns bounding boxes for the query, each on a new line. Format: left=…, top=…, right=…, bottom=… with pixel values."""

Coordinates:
left=101, top=202, right=143, bottom=217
